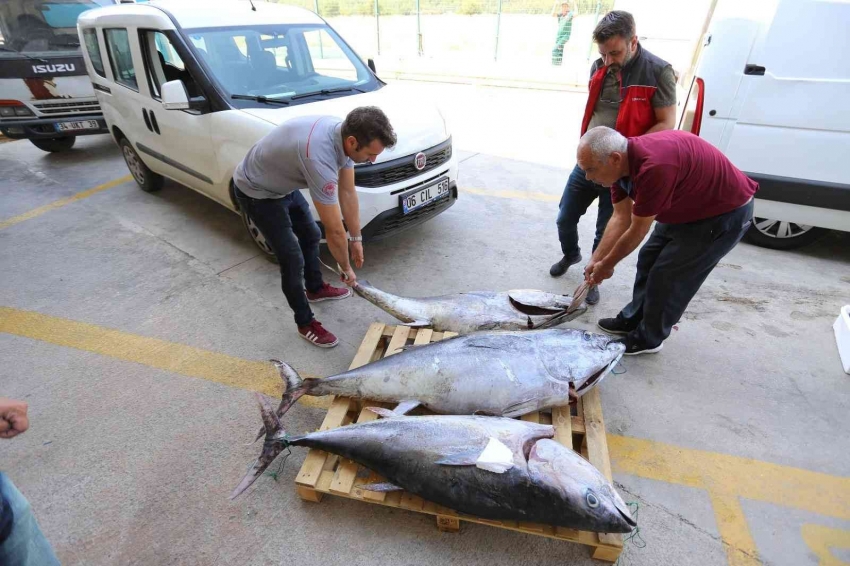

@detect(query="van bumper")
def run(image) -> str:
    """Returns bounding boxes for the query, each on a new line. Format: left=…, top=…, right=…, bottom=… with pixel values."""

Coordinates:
left=0, top=115, right=109, bottom=140
left=361, top=182, right=458, bottom=241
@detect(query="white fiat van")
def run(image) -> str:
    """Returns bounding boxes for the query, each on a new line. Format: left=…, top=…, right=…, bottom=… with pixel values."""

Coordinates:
left=679, top=0, right=849, bottom=249
left=77, top=0, right=458, bottom=257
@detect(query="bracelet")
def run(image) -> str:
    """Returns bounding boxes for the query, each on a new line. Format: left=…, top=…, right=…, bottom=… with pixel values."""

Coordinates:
left=348, top=236, right=363, bottom=242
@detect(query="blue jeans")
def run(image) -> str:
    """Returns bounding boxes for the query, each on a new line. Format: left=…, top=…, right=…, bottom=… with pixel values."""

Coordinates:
left=618, top=199, right=754, bottom=347
left=235, top=188, right=324, bottom=327
left=556, top=164, right=614, bottom=259
left=0, top=473, right=60, bottom=566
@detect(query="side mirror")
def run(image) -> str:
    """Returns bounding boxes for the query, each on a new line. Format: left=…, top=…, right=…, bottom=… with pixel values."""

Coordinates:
left=162, top=79, right=208, bottom=112
left=162, top=80, right=190, bottom=110
left=367, top=58, right=377, bottom=74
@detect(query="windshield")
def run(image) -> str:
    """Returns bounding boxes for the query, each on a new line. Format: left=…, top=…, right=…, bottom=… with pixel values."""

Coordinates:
left=184, top=24, right=378, bottom=106
left=0, top=0, right=113, bottom=57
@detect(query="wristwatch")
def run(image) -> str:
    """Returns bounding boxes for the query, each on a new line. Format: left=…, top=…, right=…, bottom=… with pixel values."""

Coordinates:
left=348, top=236, right=363, bottom=242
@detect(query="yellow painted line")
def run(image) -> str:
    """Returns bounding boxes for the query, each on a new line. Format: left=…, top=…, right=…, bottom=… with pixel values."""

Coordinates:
left=0, top=175, right=132, bottom=231
left=800, top=524, right=850, bottom=566
left=460, top=186, right=560, bottom=203
left=0, top=306, right=329, bottom=409
left=608, top=435, right=850, bottom=522
left=3, top=306, right=850, bottom=566
left=709, top=493, right=762, bottom=566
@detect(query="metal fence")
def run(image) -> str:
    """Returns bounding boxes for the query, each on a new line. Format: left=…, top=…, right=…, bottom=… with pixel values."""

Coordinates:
left=272, top=0, right=613, bottom=68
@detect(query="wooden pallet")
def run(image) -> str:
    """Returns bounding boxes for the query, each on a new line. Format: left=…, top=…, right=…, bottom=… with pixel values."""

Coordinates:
left=294, top=323, right=624, bottom=562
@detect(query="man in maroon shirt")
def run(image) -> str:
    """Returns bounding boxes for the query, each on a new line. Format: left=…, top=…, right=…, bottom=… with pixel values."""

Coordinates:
left=579, top=126, right=757, bottom=355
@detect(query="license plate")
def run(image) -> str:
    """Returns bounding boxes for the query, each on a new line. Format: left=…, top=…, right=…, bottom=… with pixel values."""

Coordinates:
left=56, top=120, right=100, bottom=132
left=400, top=178, right=450, bottom=214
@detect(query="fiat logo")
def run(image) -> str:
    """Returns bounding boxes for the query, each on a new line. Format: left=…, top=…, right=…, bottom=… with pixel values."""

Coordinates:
left=414, top=152, right=427, bottom=170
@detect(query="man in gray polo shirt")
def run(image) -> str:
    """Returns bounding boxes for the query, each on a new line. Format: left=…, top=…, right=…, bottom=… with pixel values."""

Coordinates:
left=234, top=106, right=397, bottom=348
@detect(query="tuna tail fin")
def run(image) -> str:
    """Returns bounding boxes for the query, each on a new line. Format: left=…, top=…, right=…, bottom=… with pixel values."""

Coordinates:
left=271, top=359, right=307, bottom=415
left=253, top=360, right=307, bottom=442
left=232, top=393, right=289, bottom=500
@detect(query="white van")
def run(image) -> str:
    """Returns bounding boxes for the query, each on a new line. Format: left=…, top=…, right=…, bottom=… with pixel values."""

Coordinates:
left=76, top=0, right=458, bottom=256
left=679, top=0, right=850, bottom=249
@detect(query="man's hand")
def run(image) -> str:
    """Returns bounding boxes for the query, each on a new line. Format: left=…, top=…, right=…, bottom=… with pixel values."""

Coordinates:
left=0, top=398, right=29, bottom=439
left=349, top=241, right=364, bottom=269
left=588, top=260, right=615, bottom=285
left=341, top=266, right=357, bottom=286
left=584, top=260, right=597, bottom=283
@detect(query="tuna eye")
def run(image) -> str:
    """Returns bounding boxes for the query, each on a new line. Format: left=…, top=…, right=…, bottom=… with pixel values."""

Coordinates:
left=586, top=492, right=599, bottom=508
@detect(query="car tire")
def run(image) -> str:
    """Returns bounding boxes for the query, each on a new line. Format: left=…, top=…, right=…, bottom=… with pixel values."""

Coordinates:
left=30, top=136, right=76, bottom=153
left=743, top=217, right=826, bottom=250
left=240, top=207, right=279, bottom=264
left=120, top=138, right=163, bottom=193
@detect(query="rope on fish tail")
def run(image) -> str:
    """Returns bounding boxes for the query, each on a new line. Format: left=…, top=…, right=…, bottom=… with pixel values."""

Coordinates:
left=265, top=446, right=293, bottom=482
left=614, top=502, right=645, bottom=566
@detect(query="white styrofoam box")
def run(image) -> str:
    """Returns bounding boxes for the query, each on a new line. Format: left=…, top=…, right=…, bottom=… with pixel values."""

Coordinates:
left=834, top=305, right=850, bottom=375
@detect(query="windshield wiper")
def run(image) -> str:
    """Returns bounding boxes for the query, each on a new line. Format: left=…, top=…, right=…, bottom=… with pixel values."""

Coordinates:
left=231, top=94, right=290, bottom=105
left=0, top=46, right=48, bottom=63
left=290, top=86, right=365, bottom=100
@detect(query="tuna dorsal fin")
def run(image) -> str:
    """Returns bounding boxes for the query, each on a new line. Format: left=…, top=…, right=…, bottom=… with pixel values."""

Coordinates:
left=435, top=450, right=482, bottom=466
left=356, top=482, right=404, bottom=492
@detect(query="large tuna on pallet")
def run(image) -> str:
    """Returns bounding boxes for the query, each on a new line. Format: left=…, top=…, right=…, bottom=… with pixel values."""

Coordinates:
left=351, top=279, right=588, bottom=334
left=268, top=328, right=625, bottom=422
left=233, top=394, right=637, bottom=534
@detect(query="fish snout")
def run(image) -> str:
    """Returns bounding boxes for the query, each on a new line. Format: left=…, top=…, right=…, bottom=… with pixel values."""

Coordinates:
left=610, top=488, right=637, bottom=532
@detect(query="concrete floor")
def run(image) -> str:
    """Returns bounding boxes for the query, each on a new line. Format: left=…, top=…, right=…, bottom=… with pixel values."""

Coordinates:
left=1, top=82, right=849, bottom=566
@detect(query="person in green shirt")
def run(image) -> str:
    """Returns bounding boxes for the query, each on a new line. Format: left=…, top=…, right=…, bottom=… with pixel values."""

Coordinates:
left=551, top=2, right=573, bottom=65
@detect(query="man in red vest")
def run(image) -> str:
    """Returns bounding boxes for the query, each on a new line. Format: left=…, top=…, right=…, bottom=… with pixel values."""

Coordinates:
left=550, top=10, right=676, bottom=306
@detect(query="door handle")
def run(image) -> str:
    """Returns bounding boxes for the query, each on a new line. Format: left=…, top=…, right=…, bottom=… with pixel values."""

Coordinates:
left=149, top=110, right=161, bottom=135
left=142, top=108, right=152, bottom=132
left=744, top=64, right=766, bottom=76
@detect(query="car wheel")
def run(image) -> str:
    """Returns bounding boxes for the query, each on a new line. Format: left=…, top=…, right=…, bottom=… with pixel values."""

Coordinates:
left=30, top=136, right=76, bottom=152
left=240, top=208, right=279, bottom=264
left=743, top=217, right=826, bottom=250
left=120, top=138, right=163, bottom=193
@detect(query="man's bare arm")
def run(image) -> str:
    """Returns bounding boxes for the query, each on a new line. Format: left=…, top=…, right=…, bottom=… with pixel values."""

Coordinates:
left=600, top=213, right=655, bottom=268
left=337, top=168, right=360, bottom=238
left=313, top=200, right=355, bottom=283
left=591, top=198, right=634, bottom=263
left=646, top=105, right=676, bottom=133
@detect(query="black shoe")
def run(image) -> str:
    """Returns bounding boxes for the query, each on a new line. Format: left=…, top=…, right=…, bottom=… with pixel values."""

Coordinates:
left=615, top=336, right=664, bottom=356
left=597, top=317, right=635, bottom=335
left=585, top=285, right=600, bottom=305
left=550, top=253, right=582, bottom=277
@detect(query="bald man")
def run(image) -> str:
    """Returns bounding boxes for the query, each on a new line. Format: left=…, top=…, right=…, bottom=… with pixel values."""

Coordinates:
left=578, top=126, right=757, bottom=355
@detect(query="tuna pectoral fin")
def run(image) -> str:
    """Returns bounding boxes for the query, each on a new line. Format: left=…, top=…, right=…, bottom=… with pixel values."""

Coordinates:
left=435, top=450, right=482, bottom=466
left=356, top=481, right=404, bottom=492
left=367, top=400, right=421, bottom=418
left=401, top=320, right=431, bottom=328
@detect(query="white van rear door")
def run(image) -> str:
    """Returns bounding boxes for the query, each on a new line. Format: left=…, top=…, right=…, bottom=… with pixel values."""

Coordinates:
left=724, top=0, right=850, bottom=184
left=689, top=0, right=773, bottom=149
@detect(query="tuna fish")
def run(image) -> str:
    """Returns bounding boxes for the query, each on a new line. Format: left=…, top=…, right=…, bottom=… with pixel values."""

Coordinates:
left=233, top=394, right=637, bottom=534
left=351, top=280, right=588, bottom=334
left=268, top=328, right=625, bottom=422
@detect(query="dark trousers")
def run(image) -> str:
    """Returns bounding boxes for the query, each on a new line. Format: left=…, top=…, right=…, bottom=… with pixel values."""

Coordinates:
left=235, top=188, right=323, bottom=327
left=618, top=199, right=755, bottom=347
left=556, top=163, right=614, bottom=259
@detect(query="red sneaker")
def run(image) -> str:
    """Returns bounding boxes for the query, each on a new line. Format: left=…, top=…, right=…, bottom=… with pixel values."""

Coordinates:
left=298, top=320, right=339, bottom=348
left=306, top=283, right=352, bottom=303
